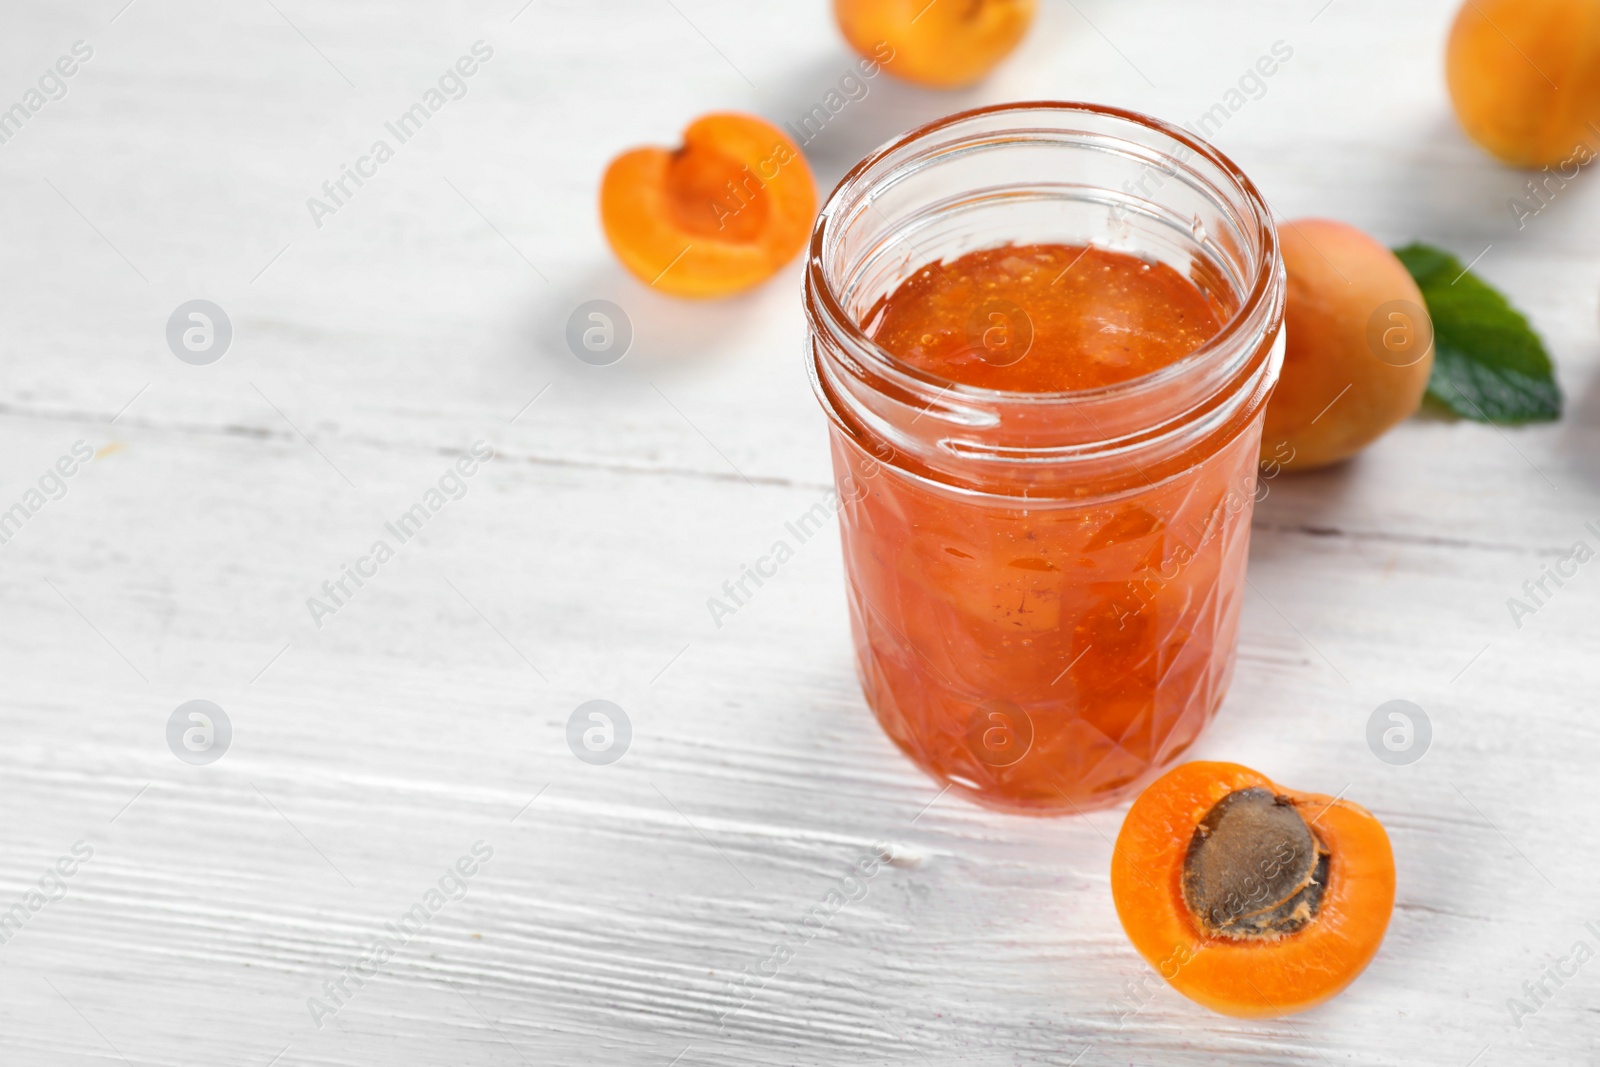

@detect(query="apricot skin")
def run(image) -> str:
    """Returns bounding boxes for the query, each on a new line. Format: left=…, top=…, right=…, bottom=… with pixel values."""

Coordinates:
left=1446, top=0, right=1600, bottom=168
left=1260, top=220, right=1434, bottom=472
left=600, top=114, right=816, bottom=299
left=833, top=0, right=1037, bottom=89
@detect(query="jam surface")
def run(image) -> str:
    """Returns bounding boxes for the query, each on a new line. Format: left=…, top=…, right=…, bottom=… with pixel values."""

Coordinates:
left=834, top=242, right=1260, bottom=813
left=866, top=243, right=1228, bottom=392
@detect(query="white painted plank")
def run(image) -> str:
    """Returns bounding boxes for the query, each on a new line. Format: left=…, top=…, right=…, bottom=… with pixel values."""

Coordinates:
left=0, top=0, right=1597, bottom=1065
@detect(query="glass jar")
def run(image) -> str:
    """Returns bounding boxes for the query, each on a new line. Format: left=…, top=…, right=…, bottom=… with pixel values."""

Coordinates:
left=804, top=102, right=1285, bottom=815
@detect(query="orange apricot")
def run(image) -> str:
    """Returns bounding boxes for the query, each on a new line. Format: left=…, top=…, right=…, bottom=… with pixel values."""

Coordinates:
left=1260, top=219, right=1434, bottom=471
left=1111, top=761, right=1395, bottom=1019
left=600, top=113, right=816, bottom=299
left=833, top=0, right=1036, bottom=89
left=1446, top=0, right=1600, bottom=168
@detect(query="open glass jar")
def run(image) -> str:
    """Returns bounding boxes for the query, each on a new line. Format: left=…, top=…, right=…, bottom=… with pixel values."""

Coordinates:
left=805, top=102, right=1285, bottom=815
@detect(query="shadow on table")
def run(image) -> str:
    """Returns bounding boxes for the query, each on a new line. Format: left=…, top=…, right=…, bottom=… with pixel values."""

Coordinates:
left=516, top=55, right=988, bottom=381
left=522, top=262, right=780, bottom=378
left=753, top=50, right=978, bottom=192
left=1556, top=344, right=1600, bottom=494
left=1248, top=453, right=1368, bottom=565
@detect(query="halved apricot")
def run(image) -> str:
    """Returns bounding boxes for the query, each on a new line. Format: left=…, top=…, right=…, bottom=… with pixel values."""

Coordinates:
left=1111, top=761, right=1395, bottom=1018
left=599, top=113, right=817, bottom=299
left=834, top=0, right=1037, bottom=89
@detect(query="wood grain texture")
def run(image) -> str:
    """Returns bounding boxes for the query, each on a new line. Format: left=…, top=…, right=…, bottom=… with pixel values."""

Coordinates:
left=0, top=0, right=1597, bottom=1064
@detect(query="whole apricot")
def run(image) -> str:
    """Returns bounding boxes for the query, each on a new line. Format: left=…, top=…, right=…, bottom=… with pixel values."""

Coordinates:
left=1261, top=219, right=1434, bottom=472
left=1446, top=0, right=1600, bottom=168
left=600, top=113, right=816, bottom=299
left=833, top=0, right=1037, bottom=89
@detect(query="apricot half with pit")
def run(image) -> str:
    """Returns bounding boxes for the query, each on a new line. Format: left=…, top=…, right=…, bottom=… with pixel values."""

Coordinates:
left=1260, top=219, right=1434, bottom=471
left=833, top=0, right=1037, bottom=89
left=600, top=113, right=816, bottom=299
left=1112, top=761, right=1395, bottom=1018
left=1447, top=0, right=1600, bottom=168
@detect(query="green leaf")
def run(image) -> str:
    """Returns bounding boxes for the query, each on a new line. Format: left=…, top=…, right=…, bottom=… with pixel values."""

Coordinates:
left=1393, top=242, right=1561, bottom=424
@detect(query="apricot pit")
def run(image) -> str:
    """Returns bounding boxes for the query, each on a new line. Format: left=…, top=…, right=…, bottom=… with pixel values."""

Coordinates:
left=1181, top=787, right=1329, bottom=941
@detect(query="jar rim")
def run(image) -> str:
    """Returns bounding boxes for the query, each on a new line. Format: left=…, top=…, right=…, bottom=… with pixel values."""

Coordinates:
left=804, top=100, right=1281, bottom=408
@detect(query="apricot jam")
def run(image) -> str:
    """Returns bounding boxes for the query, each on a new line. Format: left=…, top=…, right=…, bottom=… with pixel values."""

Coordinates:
left=805, top=103, right=1285, bottom=814
left=866, top=244, right=1228, bottom=392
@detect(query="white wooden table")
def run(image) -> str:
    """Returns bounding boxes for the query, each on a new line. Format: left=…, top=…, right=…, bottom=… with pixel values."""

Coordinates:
left=1, top=1, right=1595, bottom=1063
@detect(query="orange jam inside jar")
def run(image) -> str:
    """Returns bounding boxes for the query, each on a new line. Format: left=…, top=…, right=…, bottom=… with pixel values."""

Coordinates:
left=805, top=104, right=1286, bottom=814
